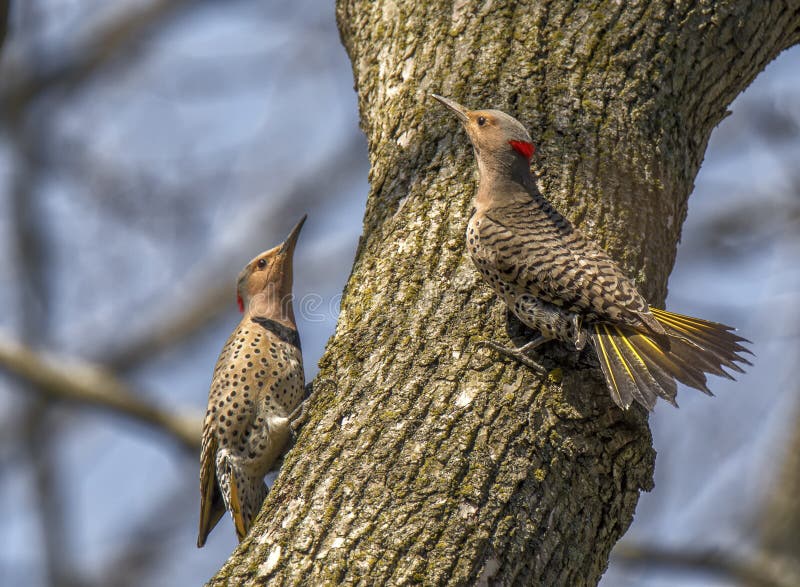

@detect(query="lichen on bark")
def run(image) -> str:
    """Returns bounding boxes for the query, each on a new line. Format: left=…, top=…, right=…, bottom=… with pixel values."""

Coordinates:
left=209, top=1, right=800, bottom=584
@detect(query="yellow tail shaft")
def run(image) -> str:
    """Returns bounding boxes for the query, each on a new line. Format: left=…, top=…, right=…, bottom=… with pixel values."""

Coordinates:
left=590, top=308, right=751, bottom=410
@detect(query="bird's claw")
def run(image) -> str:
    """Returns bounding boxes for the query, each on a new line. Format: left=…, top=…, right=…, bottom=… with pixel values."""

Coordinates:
left=288, top=399, right=311, bottom=440
left=478, top=339, right=548, bottom=375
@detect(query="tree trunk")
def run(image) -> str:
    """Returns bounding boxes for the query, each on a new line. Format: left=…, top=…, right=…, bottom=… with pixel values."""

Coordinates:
left=210, top=1, right=799, bottom=584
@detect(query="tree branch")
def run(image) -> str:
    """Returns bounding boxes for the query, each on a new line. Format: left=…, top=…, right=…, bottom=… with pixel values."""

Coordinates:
left=0, top=333, right=200, bottom=451
left=88, top=131, right=366, bottom=372
left=0, top=0, right=9, bottom=57
left=0, top=0, right=194, bottom=117
left=759, top=399, right=800, bottom=563
left=614, top=543, right=800, bottom=587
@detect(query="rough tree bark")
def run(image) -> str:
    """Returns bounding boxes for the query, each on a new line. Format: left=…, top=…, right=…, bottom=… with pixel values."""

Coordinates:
left=210, top=2, right=799, bottom=584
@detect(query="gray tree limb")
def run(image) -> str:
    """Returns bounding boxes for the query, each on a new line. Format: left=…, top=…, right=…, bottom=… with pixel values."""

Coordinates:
left=0, top=0, right=193, bottom=118
left=759, top=399, right=800, bottom=573
left=0, top=0, right=8, bottom=56
left=89, top=132, right=366, bottom=372
left=0, top=334, right=200, bottom=451
left=614, top=542, right=800, bottom=587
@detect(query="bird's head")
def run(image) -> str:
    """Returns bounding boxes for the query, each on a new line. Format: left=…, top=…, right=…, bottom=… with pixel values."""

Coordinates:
left=431, top=94, right=535, bottom=180
left=236, top=214, right=306, bottom=324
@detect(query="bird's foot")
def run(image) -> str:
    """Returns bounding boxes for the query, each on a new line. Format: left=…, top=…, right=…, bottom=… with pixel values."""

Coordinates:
left=516, top=335, right=548, bottom=355
left=287, top=378, right=336, bottom=440
left=288, top=398, right=313, bottom=439
left=478, top=339, right=548, bottom=374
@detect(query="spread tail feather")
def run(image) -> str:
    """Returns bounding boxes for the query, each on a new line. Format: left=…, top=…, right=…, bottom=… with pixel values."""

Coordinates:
left=591, top=308, right=752, bottom=410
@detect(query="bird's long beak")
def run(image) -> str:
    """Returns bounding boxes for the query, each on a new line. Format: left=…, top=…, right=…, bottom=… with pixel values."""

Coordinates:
left=431, top=94, right=470, bottom=123
left=280, top=214, right=307, bottom=255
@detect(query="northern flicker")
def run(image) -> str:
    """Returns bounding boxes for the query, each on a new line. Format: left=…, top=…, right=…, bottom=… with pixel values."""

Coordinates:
left=432, top=94, right=751, bottom=410
left=198, top=215, right=308, bottom=547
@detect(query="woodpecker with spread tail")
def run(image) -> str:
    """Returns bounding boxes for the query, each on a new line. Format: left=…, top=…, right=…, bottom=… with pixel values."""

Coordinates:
left=432, top=94, right=751, bottom=410
left=198, top=216, right=307, bottom=547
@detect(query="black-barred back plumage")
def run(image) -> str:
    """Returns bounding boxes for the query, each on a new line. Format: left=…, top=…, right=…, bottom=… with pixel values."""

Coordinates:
left=434, top=94, right=751, bottom=410
left=198, top=216, right=307, bottom=547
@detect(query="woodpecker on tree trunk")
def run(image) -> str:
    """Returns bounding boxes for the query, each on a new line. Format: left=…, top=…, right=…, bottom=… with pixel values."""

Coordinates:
left=432, top=94, right=751, bottom=411
left=198, top=216, right=308, bottom=547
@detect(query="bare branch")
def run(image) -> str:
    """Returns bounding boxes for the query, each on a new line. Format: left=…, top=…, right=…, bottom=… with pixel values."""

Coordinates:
left=0, top=333, right=201, bottom=451
left=23, top=404, right=80, bottom=587
left=759, top=402, right=800, bottom=562
left=613, top=543, right=800, bottom=587
left=90, top=132, right=367, bottom=372
left=0, top=0, right=193, bottom=116
left=0, top=0, right=9, bottom=57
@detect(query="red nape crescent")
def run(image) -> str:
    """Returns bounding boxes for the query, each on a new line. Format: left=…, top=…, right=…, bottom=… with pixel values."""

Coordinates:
left=237, top=295, right=244, bottom=313
left=509, top=140, right=535, bottom=160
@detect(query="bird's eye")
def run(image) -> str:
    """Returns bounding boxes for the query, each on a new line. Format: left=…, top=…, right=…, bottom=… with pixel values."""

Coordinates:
left=477, top=116, right=487, bottom=126
left=257, top=258, right=267, bottom=269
